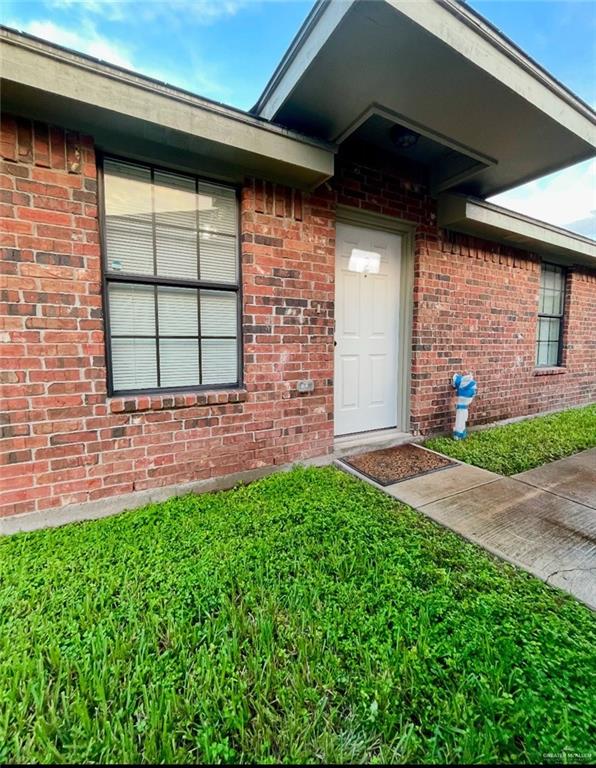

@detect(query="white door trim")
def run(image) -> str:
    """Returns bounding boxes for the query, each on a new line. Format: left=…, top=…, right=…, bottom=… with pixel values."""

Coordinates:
left=335, top=205, right=415, bottom=435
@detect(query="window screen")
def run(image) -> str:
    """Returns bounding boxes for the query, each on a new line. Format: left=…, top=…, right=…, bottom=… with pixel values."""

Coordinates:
left=536, top=262, right=565, bottom=367
left=102, top=158, right=240, bottom=394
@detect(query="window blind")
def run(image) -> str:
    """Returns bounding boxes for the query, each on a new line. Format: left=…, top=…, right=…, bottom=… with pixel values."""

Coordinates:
left=103, top=158, right=240, bottom=394
left=536, top=263, right=565, bottom=367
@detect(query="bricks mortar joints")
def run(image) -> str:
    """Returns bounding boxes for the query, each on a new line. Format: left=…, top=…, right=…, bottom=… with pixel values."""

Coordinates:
left=0, top=114, right=594, bottom=519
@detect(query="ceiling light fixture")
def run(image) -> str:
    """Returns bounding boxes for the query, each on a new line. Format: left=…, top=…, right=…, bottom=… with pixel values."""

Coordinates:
left=390, top=124, right=420, bottom=149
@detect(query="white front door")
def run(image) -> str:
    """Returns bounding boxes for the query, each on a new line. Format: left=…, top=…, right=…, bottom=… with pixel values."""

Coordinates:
left=334, top=223, right=401, bottom=436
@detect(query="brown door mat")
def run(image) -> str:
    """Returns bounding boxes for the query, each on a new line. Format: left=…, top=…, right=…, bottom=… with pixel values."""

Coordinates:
left=340, top=443, right=455, bottom=486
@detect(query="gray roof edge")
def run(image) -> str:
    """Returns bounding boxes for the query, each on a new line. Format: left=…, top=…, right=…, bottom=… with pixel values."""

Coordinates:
left=0, top=24, right=336, bottom=154
left=253, top=0, right=596, bottom=126
left=440, top=0, right=596, bottom=123
left=439, top=193, right=596, bottom=263
left=251, top=0, right=331, bottom=115
left=465, top=196, right=596, bottom=249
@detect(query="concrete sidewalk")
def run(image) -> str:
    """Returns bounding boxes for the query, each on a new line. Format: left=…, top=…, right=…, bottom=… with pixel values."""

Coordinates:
left=338, top=447, right=596, bottom=609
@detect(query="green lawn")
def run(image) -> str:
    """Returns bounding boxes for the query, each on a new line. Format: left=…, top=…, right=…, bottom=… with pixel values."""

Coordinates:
left=424, top=404, right=596, bottom=476
left=1, top=467, right=594, bottom=764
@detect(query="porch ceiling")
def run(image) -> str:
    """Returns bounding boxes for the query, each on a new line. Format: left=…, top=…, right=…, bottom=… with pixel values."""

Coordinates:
left=254, top=0, right=596, bottom=198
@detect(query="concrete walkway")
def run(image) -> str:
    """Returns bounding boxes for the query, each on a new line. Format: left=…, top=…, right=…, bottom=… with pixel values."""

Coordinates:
left=338, top=447, right=596, bottom=609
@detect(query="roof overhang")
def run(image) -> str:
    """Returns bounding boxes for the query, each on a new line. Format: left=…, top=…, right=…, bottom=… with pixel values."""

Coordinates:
left=254, top=0, right=596, bottom=198
left=0, top=26, right=335, bottom=189
left=438, top=194, right=596, bottom=267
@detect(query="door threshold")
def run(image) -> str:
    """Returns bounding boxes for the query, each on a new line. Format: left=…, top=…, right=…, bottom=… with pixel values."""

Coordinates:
left=333, top=427, right=416, bottom=458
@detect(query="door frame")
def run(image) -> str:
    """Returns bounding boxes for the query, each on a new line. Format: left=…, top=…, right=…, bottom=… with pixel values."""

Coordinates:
left=335, top=205, right=415, bottom=434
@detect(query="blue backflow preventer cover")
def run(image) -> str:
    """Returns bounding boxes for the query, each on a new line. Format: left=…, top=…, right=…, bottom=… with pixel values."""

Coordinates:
left=451, top=372, right=477, bottom=439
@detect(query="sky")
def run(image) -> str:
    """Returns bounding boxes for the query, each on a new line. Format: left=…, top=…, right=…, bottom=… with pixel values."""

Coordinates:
left=2, top=0, right=595, bottom=238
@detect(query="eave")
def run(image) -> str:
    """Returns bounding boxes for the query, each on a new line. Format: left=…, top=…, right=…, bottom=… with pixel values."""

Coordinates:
left=253, top=0, right=596, bottom=198
left=0, top=26, right=335, bottom=190
left=438, top=194, right=596, bottom=267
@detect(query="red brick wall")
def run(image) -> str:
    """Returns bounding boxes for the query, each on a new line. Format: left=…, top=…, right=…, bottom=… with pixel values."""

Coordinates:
left=411, top=233, right=596, bottom=433
left=329, top=150, right=595, bottom=434
left=0, top=115, right=334, bottom=518
left=1, top=118, right=594, bottom=519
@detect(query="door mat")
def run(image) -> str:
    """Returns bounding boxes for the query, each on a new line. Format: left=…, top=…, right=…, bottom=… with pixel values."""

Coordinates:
left=340, top=443, right=455, bottom=486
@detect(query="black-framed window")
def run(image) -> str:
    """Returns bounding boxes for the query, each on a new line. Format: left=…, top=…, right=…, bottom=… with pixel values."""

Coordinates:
left=536, top=262, right=566, bottom=367
left=102, top=158, right=240, bottom=394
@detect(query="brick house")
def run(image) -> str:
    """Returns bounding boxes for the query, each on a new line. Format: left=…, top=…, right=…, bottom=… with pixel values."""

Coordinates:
left=1, top=0, right=595, bottom=528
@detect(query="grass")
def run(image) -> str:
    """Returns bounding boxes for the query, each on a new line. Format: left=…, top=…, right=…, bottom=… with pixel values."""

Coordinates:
left=424, top=404, right=596, bottom=476
left=1, top=467, right=594, bottom=764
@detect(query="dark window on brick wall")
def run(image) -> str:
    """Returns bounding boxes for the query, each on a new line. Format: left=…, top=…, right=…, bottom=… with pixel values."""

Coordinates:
left=101, top=157, right=241, bottom=395
left=536, top=262, right=566, bottom=367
